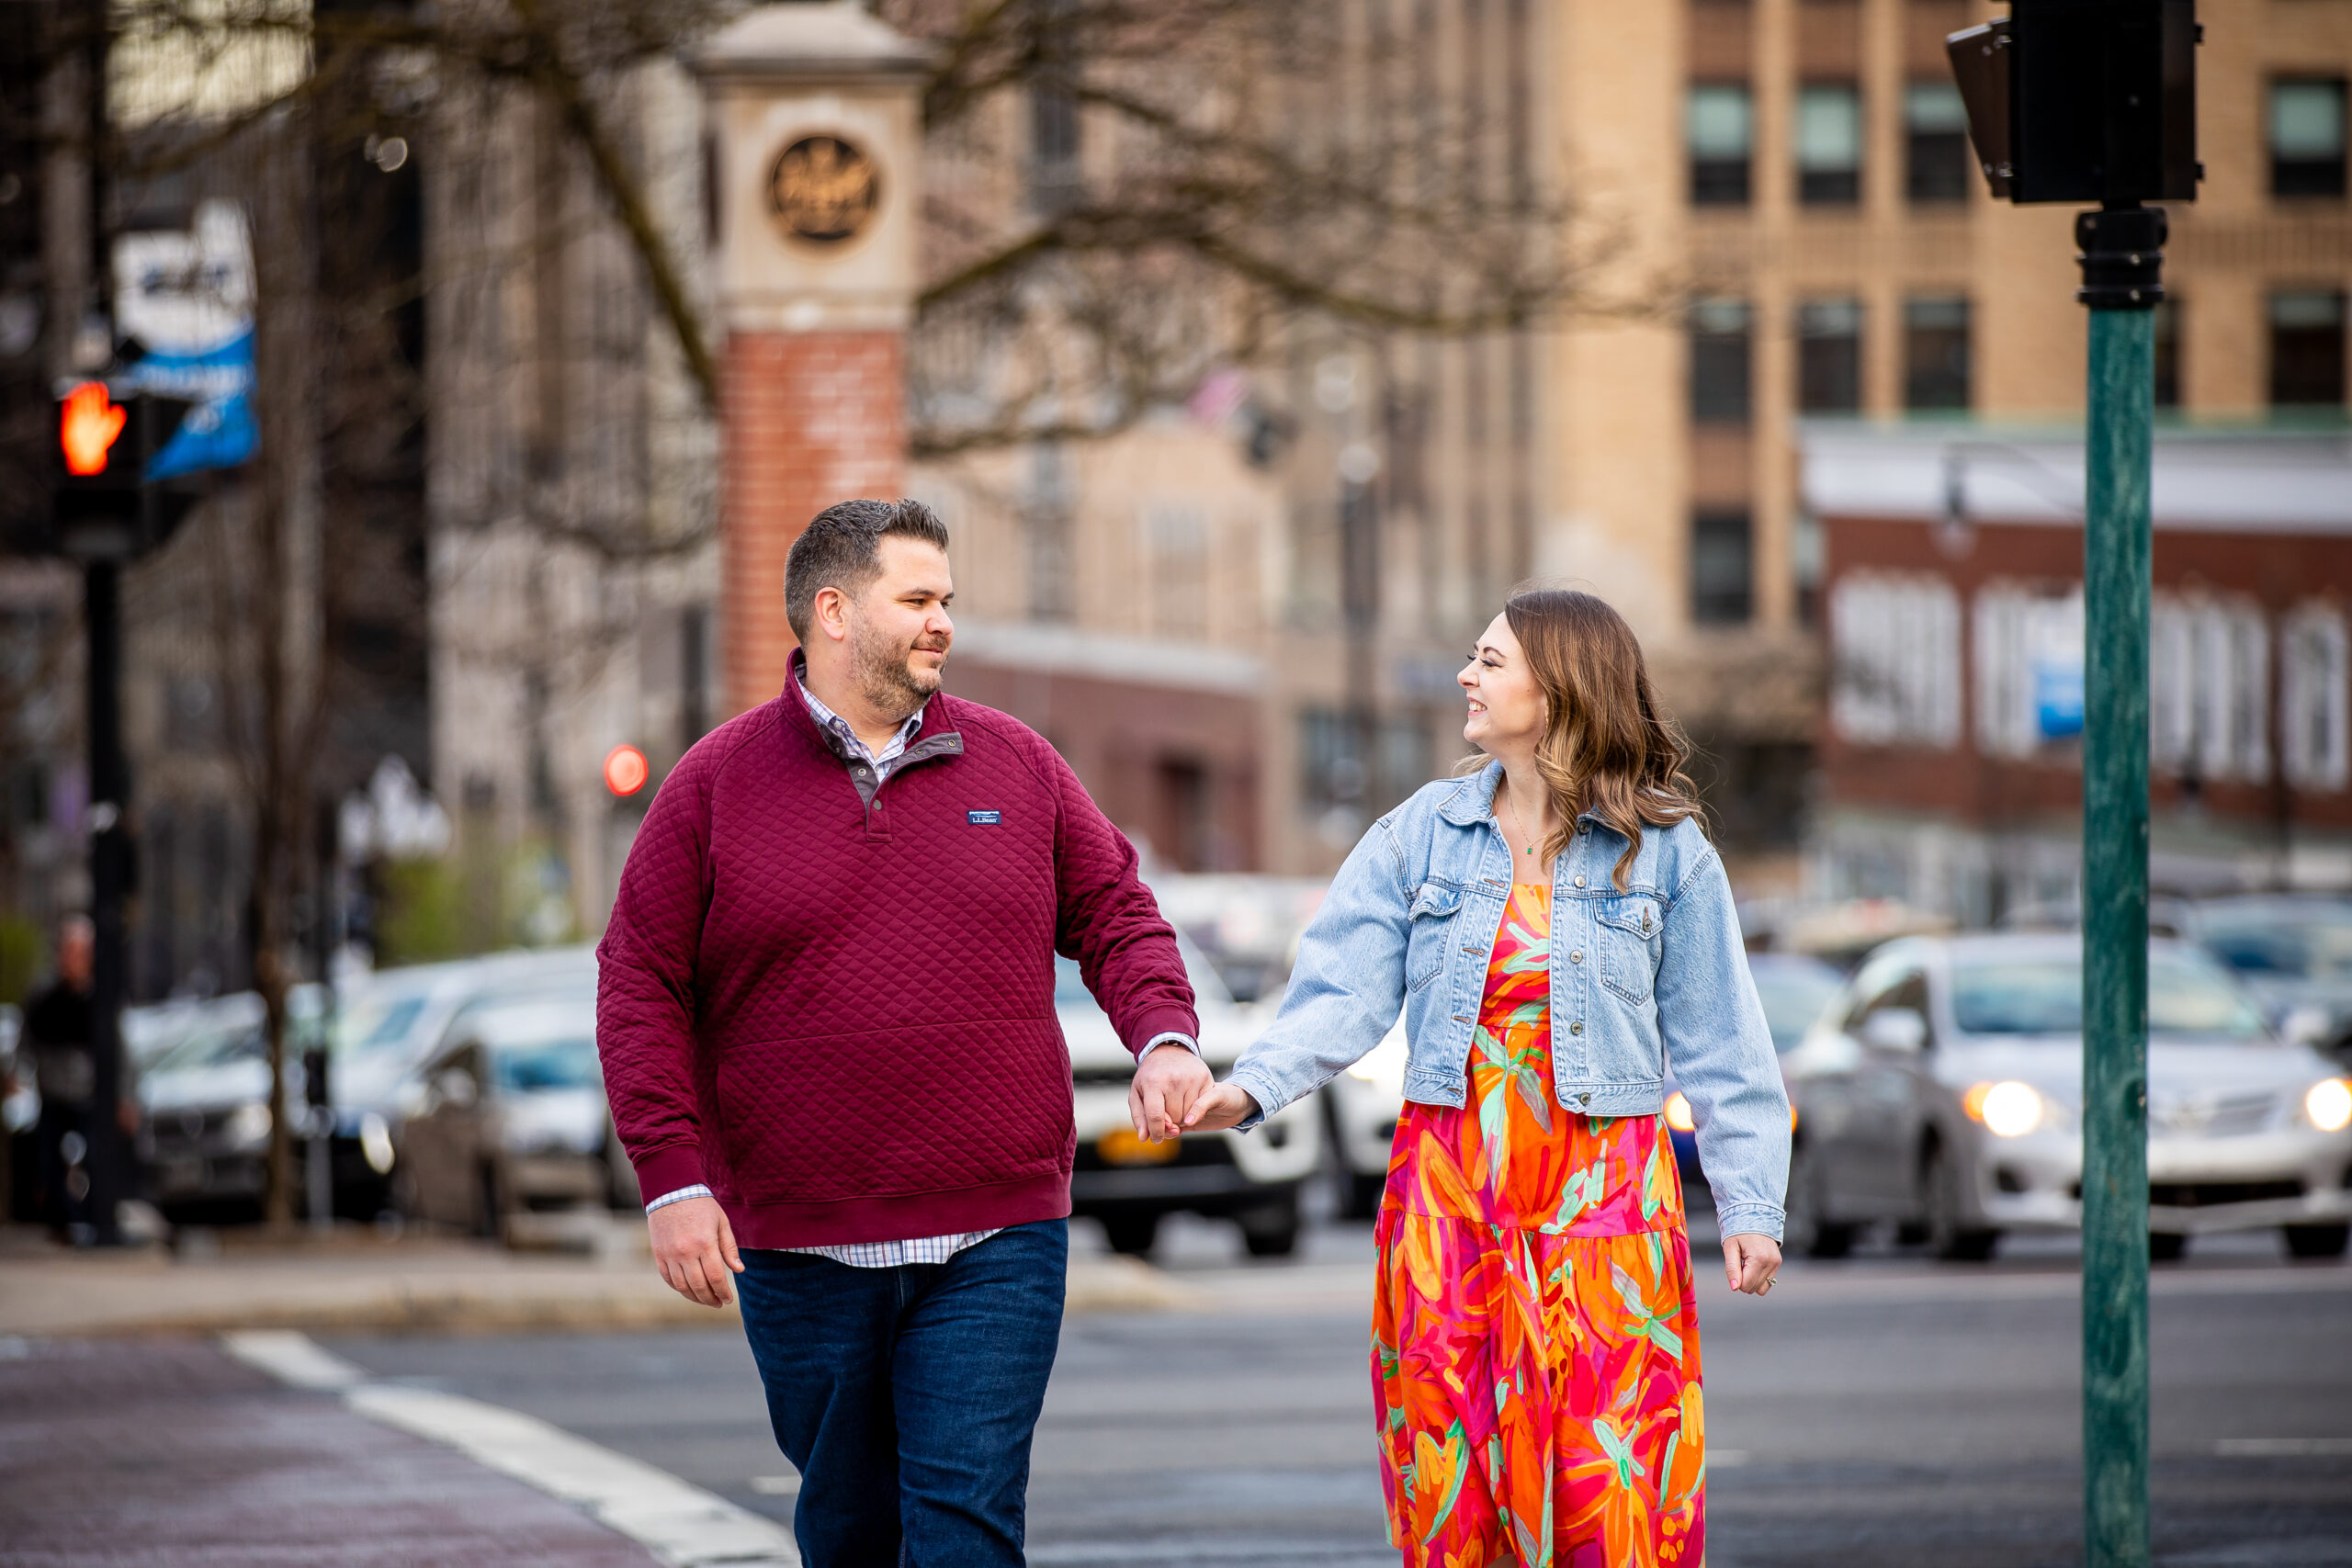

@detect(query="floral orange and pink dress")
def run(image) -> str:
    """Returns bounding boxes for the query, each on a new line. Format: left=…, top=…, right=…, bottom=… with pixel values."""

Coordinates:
left=1373, top=881, right=1706, bottom=1568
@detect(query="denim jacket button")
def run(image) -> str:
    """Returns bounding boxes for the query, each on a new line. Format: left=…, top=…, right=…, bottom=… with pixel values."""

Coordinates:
left=1569, top=1021, right=1584, bottom=1035
left=1569, top=949, right=1583, bottom=964
left=1573, top=874, right=1587, bottom=888
left=1577, top=1092, right=1591, bottom=1106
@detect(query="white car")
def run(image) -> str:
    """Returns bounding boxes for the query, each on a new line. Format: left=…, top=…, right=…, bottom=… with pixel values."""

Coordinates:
left=1063, top=934, right=1320, bottom=1258
left=1783, top=934, right=2352, bottom=1261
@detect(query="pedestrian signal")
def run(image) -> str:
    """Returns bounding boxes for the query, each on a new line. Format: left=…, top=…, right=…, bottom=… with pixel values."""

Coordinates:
left=605, top=744, right=650, bottom=796
left=61, top=383, right=129, bottom=476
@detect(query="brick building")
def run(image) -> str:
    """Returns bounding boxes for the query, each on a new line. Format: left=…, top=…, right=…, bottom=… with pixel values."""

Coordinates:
left=1804, top=424, right=2351, bottom=922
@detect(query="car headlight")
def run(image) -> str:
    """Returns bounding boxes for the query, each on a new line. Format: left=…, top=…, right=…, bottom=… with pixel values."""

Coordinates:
left=1964, top=1080, right=2043, bottom=1138
left=1663, top=1091, right=1696, bottom=1133
left=1345, top=1035, right=1408, bottom=1093
left=2305, top=1077, right=2352, bottom=1134
left=359, top=1111, right=396, bottom=1174
left=224, top=1100, right=273, bottom=1151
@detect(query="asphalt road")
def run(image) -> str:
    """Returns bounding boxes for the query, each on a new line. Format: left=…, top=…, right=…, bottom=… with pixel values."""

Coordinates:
left=322, top=1207, right=2352, bottom=1568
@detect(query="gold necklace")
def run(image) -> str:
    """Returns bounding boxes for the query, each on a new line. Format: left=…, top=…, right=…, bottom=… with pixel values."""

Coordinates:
left=1499, top=785, right=1541, bottom=858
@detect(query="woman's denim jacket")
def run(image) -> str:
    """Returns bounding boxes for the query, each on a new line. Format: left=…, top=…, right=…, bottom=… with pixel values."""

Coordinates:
left=1228, top=761, right=1791, bottom=1240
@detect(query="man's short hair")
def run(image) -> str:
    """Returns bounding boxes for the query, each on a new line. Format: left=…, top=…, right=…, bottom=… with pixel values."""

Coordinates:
left=784, top=498, right=951, bottom=642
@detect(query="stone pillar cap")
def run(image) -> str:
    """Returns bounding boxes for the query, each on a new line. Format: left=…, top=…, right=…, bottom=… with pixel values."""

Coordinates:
left=693, top=2, right=937, bottom=85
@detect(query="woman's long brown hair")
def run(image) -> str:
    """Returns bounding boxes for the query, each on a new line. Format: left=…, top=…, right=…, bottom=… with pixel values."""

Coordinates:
left=1466, top=589, right=1706, bottom=890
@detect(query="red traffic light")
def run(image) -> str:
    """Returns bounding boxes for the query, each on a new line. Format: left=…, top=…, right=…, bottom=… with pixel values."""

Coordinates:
left=61, top=382, right=129, bottom=476
left=604, top=744, right=650, bottom=796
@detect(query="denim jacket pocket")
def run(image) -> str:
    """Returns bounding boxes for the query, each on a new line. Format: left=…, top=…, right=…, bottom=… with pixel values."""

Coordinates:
left=1405, top=882, right=1464, bottom=993
left=1595, top=894, right=1663, bottom=1003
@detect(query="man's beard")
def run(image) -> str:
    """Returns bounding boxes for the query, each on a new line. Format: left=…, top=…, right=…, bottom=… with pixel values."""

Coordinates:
left=849, top=616, right=944, bottom=719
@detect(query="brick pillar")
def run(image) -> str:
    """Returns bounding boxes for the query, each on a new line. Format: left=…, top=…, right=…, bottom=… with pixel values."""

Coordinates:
left=720, top=331, right=904, bottom=716
left=695, top=6, right=932, bottom=718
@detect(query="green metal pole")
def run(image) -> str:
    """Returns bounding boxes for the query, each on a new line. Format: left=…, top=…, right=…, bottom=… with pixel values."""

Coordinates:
left=2078, top=203, right=2161, bottom=1568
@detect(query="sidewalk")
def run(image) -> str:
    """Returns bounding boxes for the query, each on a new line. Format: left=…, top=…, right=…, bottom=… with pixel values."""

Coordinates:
left=0, top=1220, right=1194, bottom=1338
left=0, top=1335, right=666, bottom=1567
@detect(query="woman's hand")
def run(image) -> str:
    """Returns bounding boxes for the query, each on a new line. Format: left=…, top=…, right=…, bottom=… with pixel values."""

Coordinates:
left=1722, top=1232, right=1782, bottom=1297
left=1181, top=1081, right=1261, bottom=1134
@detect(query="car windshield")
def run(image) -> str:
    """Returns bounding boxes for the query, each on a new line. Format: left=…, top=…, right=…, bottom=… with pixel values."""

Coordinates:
left=492, top=1035, right=601, bottom=1093
left=334, top=993, right=428, bottom=1061
left=1749, top=962, right=1843, bottom=1052
left=152, top=1021, right=266, bottom=1071
left=1952, top=953, right=2269, bottom=1040
left=1055, top=935, right=1232, bottom=1010
left=2199, top=909, right=2352, bottom=982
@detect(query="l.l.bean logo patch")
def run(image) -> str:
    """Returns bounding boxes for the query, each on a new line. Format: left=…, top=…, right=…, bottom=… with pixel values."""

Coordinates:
left=967, top=810, right=1001, bottom=825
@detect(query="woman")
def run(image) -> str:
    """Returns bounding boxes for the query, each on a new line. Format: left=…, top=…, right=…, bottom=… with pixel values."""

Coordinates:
left=1187, top=590, right=1789, bottom=1567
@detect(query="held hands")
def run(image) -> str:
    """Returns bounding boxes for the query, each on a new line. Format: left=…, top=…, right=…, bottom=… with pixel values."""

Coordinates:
left=1721, top=1232, right=1782, bottom=1298
left=1128, top=1042, right=1216, bottom=1140
left=649, top=1196, right=743, bottom=1308
left=1126, top=1044, right=1260, bottom=1140
left=1181, top=1081, right=1259, bottom=1134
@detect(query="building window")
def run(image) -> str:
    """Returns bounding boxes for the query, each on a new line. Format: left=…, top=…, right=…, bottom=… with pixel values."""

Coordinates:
left=1144, top=503, right=1208, bottom=639
left=1904, top=296, right=1972, bottom=412
left=2150, top=592, right=2270, bottom=784
left=1689, top=84, right=1753, bottom=206
left=1905, top=82, right=1971, bottom=203
left=1832, top=571, right=1962, bottom=747
left=1025, top=443, right=1075, bottom=621
left=2271, top=79, right=2347, bottom=199
left=1796, top=84, right=1862, bottom=205
left=2282, top=603, right=2351, bottom=792
left=1690, top=511, right=1753, bottom=626
left=1030, top=78, right=1081, bottom=214
left=1973, top=583, right=2083, bottom=759
left=1688, top=297, right=1752, bottom=424
left=2269, top=290, right=2346, bottom=407
left=1797, top=298, right=1863, bottom=412
left=2154, top=298, right=2181, bottom=409
left=1300, top=708, right=1432, bottom=840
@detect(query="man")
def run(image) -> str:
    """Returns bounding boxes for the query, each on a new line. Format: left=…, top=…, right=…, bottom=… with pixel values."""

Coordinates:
left=23, top=915, right=131, bottom=1240
left=598, top=498, right=1214, bottom=1567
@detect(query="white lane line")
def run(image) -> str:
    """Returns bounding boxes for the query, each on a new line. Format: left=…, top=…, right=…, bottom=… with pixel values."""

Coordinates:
left=2216, top=1437, right=2352, bottom=1457
left=223, top=1330, right=798, bottom=1568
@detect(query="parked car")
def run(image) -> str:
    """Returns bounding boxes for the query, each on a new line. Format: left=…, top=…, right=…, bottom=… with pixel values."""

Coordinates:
left=396, top=982, right=627, bottom=1234
left=1065, top=932, right=1319, bottom=1258
left=136, top=947, right=599, bottom=1226
left=335, top=946, right=599, bottom=1211
left=2180, top=895, right=2352, bottom=1068
left=136, top=986, right=330, bottom=1223
left=1660, top=951, right=1845, bottom=1190
left=1781, top=933, right=2352, bottom=1262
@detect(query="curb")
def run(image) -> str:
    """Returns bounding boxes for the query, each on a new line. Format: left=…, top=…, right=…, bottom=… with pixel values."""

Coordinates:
left=0, top=1253, right=1199, bottom=1338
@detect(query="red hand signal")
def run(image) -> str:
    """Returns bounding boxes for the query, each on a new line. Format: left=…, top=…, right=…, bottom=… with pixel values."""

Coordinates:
left=604, top=744, right=650, bottom=796
left=61, top=382, right=129, bottom=476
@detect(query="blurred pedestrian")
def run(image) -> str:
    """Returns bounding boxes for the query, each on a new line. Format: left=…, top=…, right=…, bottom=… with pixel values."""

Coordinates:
left=1188, top=590, right=1791, bottom=1567
left=23, top=915, right=134, bottom=1241
left=597, top=498, right=1212, bottom=1568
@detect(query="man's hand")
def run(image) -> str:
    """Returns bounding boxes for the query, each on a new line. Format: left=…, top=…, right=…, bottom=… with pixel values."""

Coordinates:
left=1722, top=1231, right=1782, bottom=1297
left=1129, top=1043, right=1214, bottom=1141
left=1180, top=1081, right=1260, bottom=1134
left=649, top=1196, right=743, bottom=1308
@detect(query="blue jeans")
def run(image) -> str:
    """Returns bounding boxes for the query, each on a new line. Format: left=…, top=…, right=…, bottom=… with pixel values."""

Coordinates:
left=736, top=1220, right=1068, bottom=1568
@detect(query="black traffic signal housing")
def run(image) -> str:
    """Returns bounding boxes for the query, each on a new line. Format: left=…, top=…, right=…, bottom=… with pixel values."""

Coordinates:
left=28, top=381, right=203, bottom=561
left=1947, top=0, right=2200, bottom=205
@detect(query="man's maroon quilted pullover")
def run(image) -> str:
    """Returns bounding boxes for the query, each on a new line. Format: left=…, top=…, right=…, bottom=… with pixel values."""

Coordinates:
left=595, top=661, right=1198, bottom=1249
